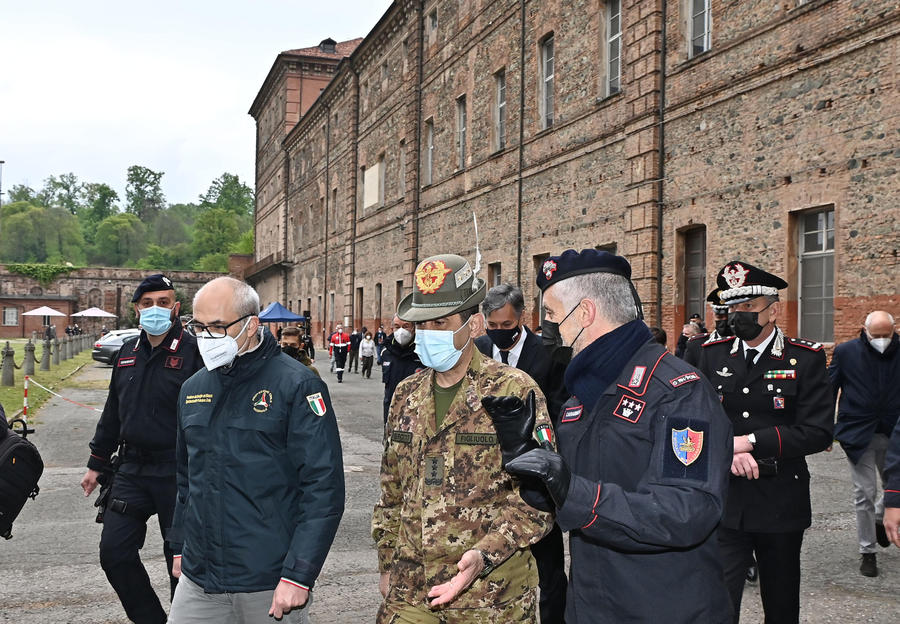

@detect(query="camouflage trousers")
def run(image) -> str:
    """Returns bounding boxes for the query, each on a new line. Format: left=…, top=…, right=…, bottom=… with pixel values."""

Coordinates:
left=376, top=592, right=536, bottom=623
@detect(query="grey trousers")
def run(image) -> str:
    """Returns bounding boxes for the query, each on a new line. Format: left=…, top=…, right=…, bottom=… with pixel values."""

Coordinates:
left=848, top=433, right=890, bottom=554
left=168, top=574, right=311, bottom=624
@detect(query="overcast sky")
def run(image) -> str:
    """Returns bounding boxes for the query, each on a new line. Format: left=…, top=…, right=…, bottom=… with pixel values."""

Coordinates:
left=0, top=0, right=391, bottom=206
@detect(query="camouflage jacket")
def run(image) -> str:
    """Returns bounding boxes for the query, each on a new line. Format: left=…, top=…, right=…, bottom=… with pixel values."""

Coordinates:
left=372, top=348, right=554, bottom=609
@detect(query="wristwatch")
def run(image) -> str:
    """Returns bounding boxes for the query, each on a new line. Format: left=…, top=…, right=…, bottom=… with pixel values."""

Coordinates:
left=747, top=433, right=757, bottom=447
left=477, top=550, right=494, bottom=579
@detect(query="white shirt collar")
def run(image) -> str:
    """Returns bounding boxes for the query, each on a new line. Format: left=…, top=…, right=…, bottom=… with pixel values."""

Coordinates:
left=492, top=326, right=527, bottom=368
left=742, top=328, right=776, bottom=364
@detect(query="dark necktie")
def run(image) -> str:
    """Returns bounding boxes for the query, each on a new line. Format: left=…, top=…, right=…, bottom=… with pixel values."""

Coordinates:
left=500, top=350, right=509, bottom=364
left=745, top=348, right=758, bottom=369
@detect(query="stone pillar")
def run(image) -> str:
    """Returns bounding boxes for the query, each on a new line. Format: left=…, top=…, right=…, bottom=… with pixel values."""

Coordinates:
left=23, top=340, right=36, bottom=376
left=41, top=340, right=51, bottom=371
left=1, top=342, right=15, bottom=387
left=53, top=338, right=60, bottom=366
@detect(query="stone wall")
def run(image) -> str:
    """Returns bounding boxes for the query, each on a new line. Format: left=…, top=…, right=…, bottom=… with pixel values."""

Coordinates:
left=251, top=0, right=899, bottom=350
left=0, top=266, right=225, bottom=338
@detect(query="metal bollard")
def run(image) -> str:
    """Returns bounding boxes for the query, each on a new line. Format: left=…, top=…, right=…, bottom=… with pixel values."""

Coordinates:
left=53, top=338, right=60, bottom=366
left=1, top=342, right=15, bottom=387
left=23, top=339, right=36, bottom=376
left=41, top=339, right=51, bottom=371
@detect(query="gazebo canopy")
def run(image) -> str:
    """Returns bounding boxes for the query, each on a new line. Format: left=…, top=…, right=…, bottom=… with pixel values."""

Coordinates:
left=258, top=302, right=305, bottom=323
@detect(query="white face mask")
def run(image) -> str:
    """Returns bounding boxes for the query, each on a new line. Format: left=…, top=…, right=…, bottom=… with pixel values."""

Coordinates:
left=197, top=318, right=251, bottom=370
left=394, top=326, right=413, bottom=346
left=867, top=333, right=891, bottom=354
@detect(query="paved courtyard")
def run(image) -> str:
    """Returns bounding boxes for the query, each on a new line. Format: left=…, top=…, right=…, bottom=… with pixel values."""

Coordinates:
left=0, top=359, right=898, bottom=623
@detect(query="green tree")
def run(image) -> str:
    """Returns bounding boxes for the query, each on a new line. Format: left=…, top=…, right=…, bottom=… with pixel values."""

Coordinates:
left=125, top=165, right=165, bottom=222
left=199, top=173, right=254, bottom=218
left=0, top=201, right=85, bottom=263
left=39, top=173, right=84, bottom=215
left=80, top=182, right=120, bottom=244
left=193, top=252, right=229, bottom=272
left=93, top=213, right=147, bottom=266
left=193, top=207, right=240, bottom=257
left=7, top=184, right=37, bottom=204
left=233, top=228, right=254, bottom=254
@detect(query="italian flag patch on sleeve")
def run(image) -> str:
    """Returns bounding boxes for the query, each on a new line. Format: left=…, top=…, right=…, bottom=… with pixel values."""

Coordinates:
left=306, top=392, right=327, bottom=416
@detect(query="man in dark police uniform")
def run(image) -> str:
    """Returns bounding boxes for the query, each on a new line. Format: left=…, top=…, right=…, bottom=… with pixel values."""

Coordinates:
left=694, top=260, right=833, bottom=623
left=80, top=274, right=202, bottom=624
left=496, top=249, right=733, bottom=623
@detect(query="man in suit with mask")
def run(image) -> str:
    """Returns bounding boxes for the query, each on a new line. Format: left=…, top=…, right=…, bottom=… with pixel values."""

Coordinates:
left=475, top=283, right=569, bottom=624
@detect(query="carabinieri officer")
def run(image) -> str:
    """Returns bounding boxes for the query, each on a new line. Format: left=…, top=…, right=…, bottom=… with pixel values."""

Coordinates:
left=81, top=274, right=202, bottom=624
left=499, top=249, right=734, bottom=623
left=694, top=260, right=833, bottom=624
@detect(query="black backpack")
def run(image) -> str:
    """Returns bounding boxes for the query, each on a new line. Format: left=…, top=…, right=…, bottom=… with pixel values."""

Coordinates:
left=0, top=405, right=44, bottom=540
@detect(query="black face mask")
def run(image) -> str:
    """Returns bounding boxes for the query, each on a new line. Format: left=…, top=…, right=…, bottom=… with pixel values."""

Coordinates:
left=541, top=320, right=561, bottom=348
left=282, top=345, right=301, bottom=360
left=728, top=311, right=765, bottom=341
left=486, top=326, right=521, bottom=351
left=715, top=318, right=733, bottom=337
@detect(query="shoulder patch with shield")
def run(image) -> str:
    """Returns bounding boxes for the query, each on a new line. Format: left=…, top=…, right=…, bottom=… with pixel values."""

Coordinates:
left=306, top=392, right=327, bottom=417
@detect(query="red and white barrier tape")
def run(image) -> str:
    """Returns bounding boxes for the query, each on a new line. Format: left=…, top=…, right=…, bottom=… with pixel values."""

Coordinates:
left=25, top=376, right=102, bottom=413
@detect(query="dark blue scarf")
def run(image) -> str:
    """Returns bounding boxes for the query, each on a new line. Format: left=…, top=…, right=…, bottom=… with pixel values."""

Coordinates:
left=564, top=319, right=653, bottom=414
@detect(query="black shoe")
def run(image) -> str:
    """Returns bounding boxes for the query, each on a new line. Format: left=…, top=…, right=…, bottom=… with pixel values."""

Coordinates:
left=746, top=564, right=758, bottom=583
left=860, top=553, right=878, bottom=577
left=876, top=521, right=890, bottom=548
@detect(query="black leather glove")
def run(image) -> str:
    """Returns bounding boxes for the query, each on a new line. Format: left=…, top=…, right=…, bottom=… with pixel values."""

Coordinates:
left=481, top=390, right=538, bottom=466
left=505, top=448, right=571, bottom=508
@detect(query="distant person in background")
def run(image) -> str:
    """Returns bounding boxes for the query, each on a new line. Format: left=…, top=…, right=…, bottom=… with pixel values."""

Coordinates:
left=689, top=312, right=707, bottom=334
left=348, top=328, right=362, bottom=374
left=329, top=325, right=351, bottom=383
left=830, top=311, right=900, bottom=577
left=374, top=326, right=387, bottom=364
left=301, top=330, right=315, bottom=360
left=360, top=331, right=376, bottom=379
left=649, top=326, right=668, bottom=347
left=281, top=326, right=319, bottom=378
left=675, top=322, right=701, bottom=358
left=381, top=314, right=422, bottom=423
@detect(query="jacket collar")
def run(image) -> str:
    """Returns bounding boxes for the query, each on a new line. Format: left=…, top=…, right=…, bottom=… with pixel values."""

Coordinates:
left=135, top=321, right=186, bottom=353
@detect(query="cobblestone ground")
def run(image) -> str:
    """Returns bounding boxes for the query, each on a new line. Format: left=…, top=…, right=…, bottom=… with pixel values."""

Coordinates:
left=1, top=360, right=899, bottom=623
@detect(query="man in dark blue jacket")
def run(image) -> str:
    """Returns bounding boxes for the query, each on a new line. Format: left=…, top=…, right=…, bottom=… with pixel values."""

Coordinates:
left=381, top=313, right=422, bottom=423
left=475, top=283, right=569, bottom=624
left=498, top=249, right=733, bottom=623
left=830, top=310, right=900, bottom=576
left=168, top=276, right=345, bottom=623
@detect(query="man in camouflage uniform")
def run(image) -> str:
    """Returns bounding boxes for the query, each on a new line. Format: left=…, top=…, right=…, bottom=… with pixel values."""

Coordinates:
left=372, top=254, right=554, bottom=623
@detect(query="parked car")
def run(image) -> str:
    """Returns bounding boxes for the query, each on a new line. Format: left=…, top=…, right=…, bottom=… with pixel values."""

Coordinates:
left=92, top=328, right=141, bottom=364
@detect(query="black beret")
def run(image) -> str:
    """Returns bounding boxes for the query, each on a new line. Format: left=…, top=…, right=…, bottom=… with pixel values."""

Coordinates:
left=716, top=260, right=788, bottom=305
left=132, top=274, right=174, bottom=302
left=536, top=249, right=632, bottom=292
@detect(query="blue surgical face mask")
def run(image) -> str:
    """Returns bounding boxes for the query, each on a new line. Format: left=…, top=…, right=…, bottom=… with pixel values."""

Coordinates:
left=415, top=317, right=471, bottom=372
left=139, top=305, right=175, bottom=336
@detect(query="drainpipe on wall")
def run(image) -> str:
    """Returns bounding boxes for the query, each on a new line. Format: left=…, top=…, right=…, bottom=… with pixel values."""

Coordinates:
left=516, top=0, right=526, bottom=286
left=412, top=0, right=425, bottom=270
left=282, top=148, right=290, bottom=304
left=656, top=0, right=668, bottom=328
left=350, top=64, right=360, bottom=327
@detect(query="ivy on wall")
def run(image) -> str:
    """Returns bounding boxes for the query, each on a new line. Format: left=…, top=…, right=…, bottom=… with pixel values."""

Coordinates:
left=6, top=263, right=78, bottom=286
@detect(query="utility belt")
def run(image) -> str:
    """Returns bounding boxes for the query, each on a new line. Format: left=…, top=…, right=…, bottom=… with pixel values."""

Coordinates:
left=119, top=443, right=176, bottom=465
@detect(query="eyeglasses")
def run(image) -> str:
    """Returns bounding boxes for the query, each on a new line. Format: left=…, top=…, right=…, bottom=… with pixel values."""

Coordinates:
left=186, top=314, right=251, bottom=339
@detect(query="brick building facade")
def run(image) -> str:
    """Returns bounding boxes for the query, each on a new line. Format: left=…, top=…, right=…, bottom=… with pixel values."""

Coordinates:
left=249, top=0, right=899, bottom=349
left=0, top=266, right=224, bottom=338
